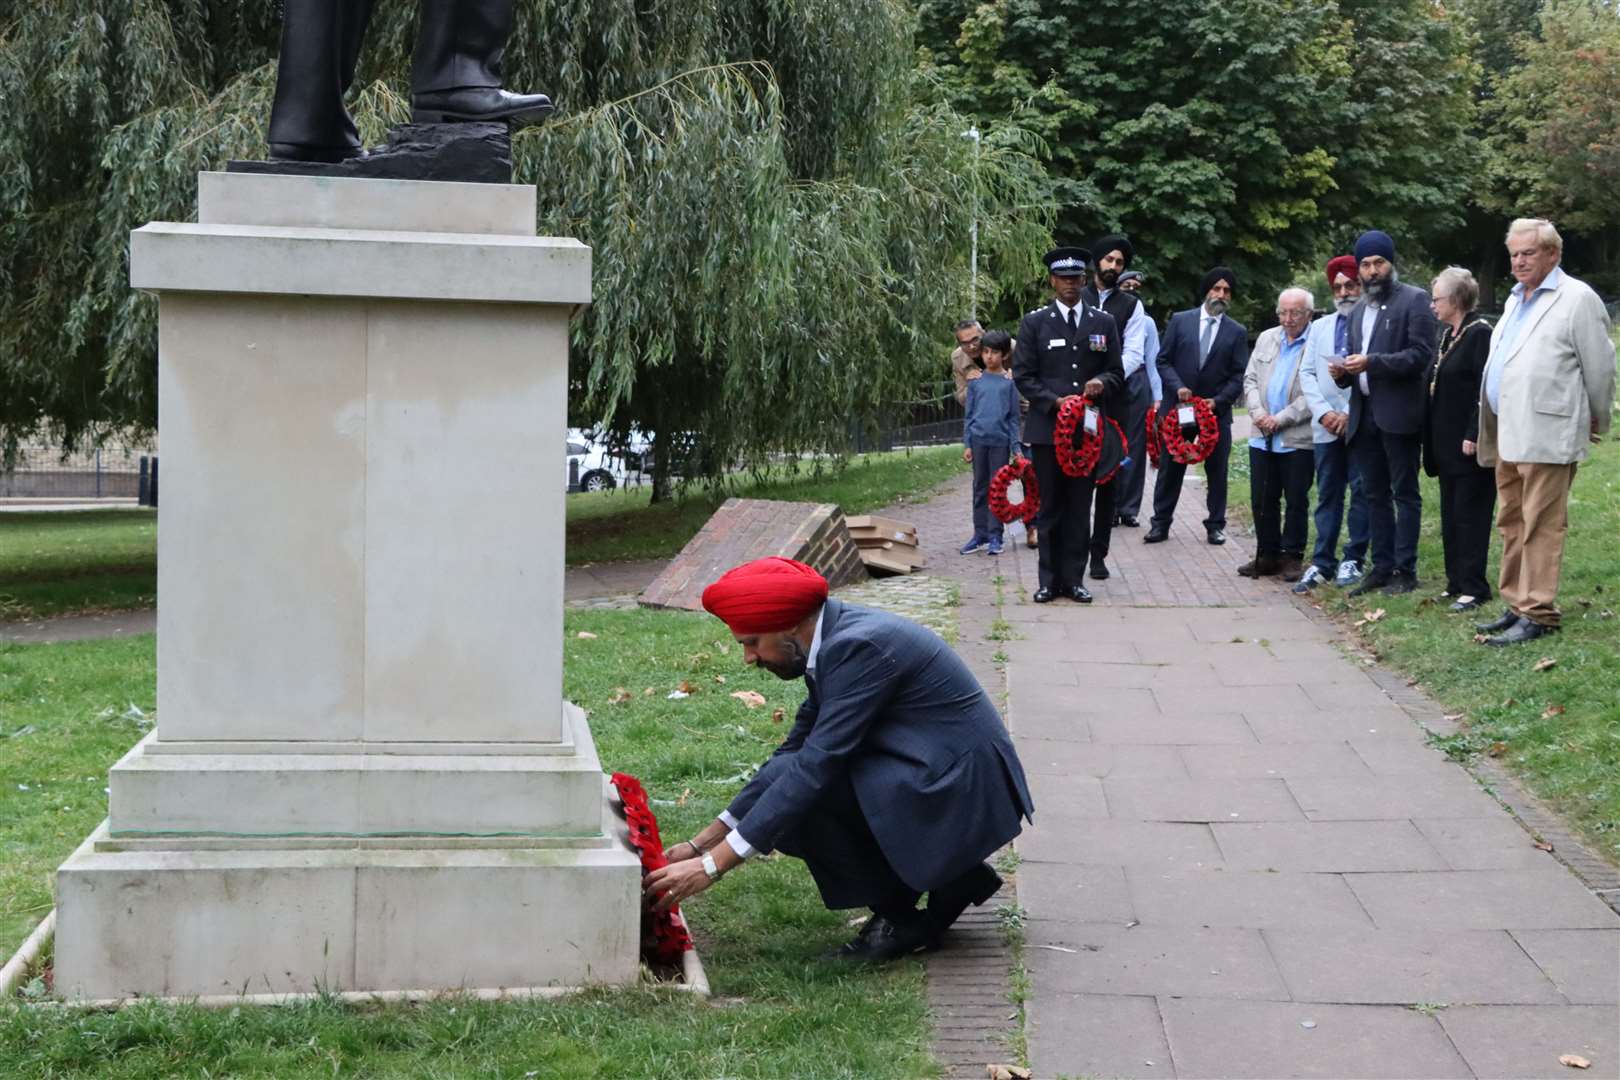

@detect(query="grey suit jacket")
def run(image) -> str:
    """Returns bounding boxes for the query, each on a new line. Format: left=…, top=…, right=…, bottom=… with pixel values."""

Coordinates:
left=726, top=598, right=1034, bottom=892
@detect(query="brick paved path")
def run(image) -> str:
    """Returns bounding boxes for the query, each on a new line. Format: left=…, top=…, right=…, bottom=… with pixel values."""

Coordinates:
left=891, top=460, right=1619, bottom=1080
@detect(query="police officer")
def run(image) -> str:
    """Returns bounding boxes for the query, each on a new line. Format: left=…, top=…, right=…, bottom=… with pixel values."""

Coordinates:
left=1014, top=248, right=1126, bottom=603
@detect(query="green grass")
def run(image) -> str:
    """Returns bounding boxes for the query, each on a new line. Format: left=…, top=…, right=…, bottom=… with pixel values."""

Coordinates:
left=1233, top=437, right=1620, bottom=864
left=0, top=511, right=157, bottom=620
left=0, top=448, right=966, bottom=620
left=0, top=608, right=939, bottom=1078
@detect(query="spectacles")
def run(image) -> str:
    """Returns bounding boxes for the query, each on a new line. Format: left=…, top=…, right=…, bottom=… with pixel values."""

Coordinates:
left=958, top=336, right=983, bottom=347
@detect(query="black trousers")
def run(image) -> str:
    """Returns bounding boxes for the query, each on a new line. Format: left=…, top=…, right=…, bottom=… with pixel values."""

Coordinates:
left=1150, top=413, right=1232, bottom=531
left=1031, top=443, right=1113, bottom=589
left=1112, top=370, right=1154, bottom=519
left=270, top=0, right=514, bottom=150
left=771, top=773, right=919, bottom=914
left=1351, top=416, right=1423, bottom=577
left=1249, top=446, right=1315, bottom=558
left=1438, top=466, right=1496, bottom=599
left=969, top=442, right=1011, bottom=541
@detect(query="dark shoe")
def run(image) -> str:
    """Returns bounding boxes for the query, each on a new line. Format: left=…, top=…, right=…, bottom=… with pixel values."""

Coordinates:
left=1025, top=527, right=1039, bottom=549
left=1207, top=528, right=1227, bottom=545
left=1033, top=587, right=1058, bottom=604
left=268, top=141, right=365, bottom=163
left=925, top=862, right=1003, bottom=943
left=987, top=537, right=1004, bottom=556
left=1144, top=526, right=1169, bottom=544
left=1116, top=515, right=1140, bottom=528
left=1089, top=558, right=1111, bottom=581
left=959, top=536, right=988, bottom=555
left=1276, top=556, right=1306, bottom=582
left=1381, top=572, right=1419, bottom=596
left=412, top=87, right=555, bottom=128
left=1449, top=595, right=1482, bottom=613
left=1067, top=584, right=1093, bottom=604
left=1237, top=555, right=1282, bottom=578
left=1348, top=570, right=1393, bottom=598
left=830, top=913, right=934, bottom=964
left=1485, top=617, right=1560, bottom=647
left=1475, top=608, right=1520, bottom=634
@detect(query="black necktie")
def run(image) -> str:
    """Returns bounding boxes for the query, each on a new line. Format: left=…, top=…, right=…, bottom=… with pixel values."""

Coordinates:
left=1066, top=308, right=1077, bottom=336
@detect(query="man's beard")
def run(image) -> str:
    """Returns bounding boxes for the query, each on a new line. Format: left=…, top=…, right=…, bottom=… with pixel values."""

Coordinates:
left=1362, top=270, right=1397, bottom=301
left=1097, top=267, right=1120, bottom=289
left=759, top=637, right=809, bottom=681
left=1334, top=296, right=1358, bottom=315
left=1205, top=298, right=1230, bottom=316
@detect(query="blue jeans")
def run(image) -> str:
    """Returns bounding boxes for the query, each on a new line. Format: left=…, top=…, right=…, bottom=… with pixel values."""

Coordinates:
left=1310, top=439, right=1370, bottom=575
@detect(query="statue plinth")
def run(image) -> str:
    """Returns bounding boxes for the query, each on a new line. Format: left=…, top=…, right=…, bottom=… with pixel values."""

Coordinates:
left=52, top=172, right=640, bottom=1001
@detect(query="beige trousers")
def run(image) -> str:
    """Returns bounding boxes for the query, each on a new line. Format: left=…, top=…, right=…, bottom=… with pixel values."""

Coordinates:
left=1494, top=460, right=1576, bottom=627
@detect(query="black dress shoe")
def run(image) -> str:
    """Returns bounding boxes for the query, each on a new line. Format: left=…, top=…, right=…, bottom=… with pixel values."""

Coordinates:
left=1143, top=526, right=1169, bottom=544
left=830, top=913, right=934, bottom=964
left=1476, top=608, right=1520, bottom=633
left=1485, top=617, right=1560, bottom=646
left=269, top=141, right=366, bottom=163
left=1033, top=587, right=1058, bottom=604
left=412, top=87, right=556, bottom=127
left=1206, top=528, right=1227, bottom=545
left=1067, top=584, right=1093, bottom=604
left=1089, top=558, right=1110, bottom=580
left=1348, top=571, right=1393, bottom=597
left=925, top=862, right=1003, bottom=943
left=1116, top=515, right=1140, bottom=528
left=1381, top=572, right=1419, bottom=595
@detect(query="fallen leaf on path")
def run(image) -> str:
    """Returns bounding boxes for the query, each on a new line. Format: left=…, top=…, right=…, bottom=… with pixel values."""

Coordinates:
left=986, top=1065, right=1031, bottom=1080
left=1533, top=657, right=1557, bottom=672
left=771, top=708, right=785, bottom=723
left=1543, top=704, right=1566, bottom=719
left=730, top=690, right=767, bottom=708
left=1443, top=713, right=1465, bottom=723
left=713, top=675, right=727, bottom=684
left=1560, top=1055, right=1592, bottom=1069
left=1534, top=840, right=1555, bottom=852
left=575, top=631, right=598, bottom=640
left=608, top=687, right=632, bottom=704
left=1487, top=742, right=1508, bottom=757
left=677, top=679, right=698, bottom=694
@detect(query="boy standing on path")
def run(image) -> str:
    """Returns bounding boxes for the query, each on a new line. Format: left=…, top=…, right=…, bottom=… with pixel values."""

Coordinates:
left=960, top=330, right=1022, bottom=556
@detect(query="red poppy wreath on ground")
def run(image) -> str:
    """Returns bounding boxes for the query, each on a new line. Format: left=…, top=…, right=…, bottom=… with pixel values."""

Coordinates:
left=1145, top=404, right=1161, bottom=469
left=610, top=772, right=694, bottom=968
left=1158, top=396, right=1220, bottom=465
left=989, top=456, right=1040, bottom=524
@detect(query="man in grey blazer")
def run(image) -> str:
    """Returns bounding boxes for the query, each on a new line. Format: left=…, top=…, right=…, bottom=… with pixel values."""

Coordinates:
left=1474, top=219, right=1616, bottom=645
left=647, top=558, right=1035, bottom=963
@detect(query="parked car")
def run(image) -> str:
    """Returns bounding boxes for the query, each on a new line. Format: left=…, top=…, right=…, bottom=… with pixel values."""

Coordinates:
left=565, top=428, right=650, bottom=492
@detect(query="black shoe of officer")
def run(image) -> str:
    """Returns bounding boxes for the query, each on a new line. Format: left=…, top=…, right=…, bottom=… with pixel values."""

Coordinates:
left=1067, top=584, right=1093, bottom=604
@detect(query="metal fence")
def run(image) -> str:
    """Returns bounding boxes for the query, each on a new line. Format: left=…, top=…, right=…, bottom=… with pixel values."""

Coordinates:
left=0, top=446, right=156, bottom=500
left=859, top=380, right=967, bottom=450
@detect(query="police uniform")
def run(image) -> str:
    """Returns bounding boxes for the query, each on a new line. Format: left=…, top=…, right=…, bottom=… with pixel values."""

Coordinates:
left=1013, top=248, right=1126, bottom=600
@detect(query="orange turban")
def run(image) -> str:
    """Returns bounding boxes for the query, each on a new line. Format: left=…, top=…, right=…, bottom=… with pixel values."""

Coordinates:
left=701, top=557, right=829, bottom=634
left=1326, top=255, right=1358, bottom=288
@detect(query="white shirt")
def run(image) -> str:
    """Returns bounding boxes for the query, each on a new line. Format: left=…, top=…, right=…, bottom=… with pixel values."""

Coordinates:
left=720, top=607, right=826, bottom=859
left=1358, top=303, right=1381, bottom=395
left=1098, top=287, right=1149, bottom=378
left=1054, top=297, right=1082, bottom=331
left=1198, top=309, right=1224, bottom=365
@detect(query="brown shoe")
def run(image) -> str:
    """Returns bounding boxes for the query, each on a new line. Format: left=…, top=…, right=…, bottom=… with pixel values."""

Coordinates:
left=1237, top=555, right=1282, bottom=578
left=1276, top=556, right=1305, bottom=581
left=1025, top=526, right=1039, bottom=549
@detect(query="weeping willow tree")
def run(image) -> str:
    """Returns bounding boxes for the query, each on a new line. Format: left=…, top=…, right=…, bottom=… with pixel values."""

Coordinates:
left=0, top=2, right=1054, bottom=491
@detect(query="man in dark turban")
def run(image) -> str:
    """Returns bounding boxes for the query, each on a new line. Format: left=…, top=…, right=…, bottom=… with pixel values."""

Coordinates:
left=645, top=558, right=1034, bottom=963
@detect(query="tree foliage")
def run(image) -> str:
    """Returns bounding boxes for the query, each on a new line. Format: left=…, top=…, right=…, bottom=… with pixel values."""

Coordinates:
left=0, top=2, right=1054, bottom=485
left=915, top=0, right=1477, bottom=322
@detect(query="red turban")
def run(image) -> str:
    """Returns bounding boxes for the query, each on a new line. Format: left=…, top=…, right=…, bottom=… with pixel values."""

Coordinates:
left=701, top=557, right=828, bottom=634
left=1325, top=255, right=1358, bottom=288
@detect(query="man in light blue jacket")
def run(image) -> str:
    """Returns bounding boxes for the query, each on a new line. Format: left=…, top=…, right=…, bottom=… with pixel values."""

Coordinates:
left=1296, top=256, right=1371, bottom=592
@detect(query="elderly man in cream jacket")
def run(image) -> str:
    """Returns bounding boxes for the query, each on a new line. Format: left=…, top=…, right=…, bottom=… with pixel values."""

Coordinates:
left=1239, top=287, right=1318, bottom=582
left=1474, top=218, right=1616, bottom=646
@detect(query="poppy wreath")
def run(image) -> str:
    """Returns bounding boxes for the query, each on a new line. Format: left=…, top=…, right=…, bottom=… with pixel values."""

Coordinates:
left=988, top=456, right=1040, bottom=525
left=1144, top=404, right=1161, bottom=469
left=1053, top=396, right=1105, bottom=478
left=610, top=772, right=694, bottom=968
left=1158, top=396, right=1221, bottom=466
left=1092, top=415, right=1130, bottom=486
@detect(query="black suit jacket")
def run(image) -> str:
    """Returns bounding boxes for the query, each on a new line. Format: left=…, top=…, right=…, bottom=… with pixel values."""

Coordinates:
left=1014, top=300, right=1125, bottom=443
left=1155, top=307, right=1248, bottom=412
left=1337, top=281, right=1438, bottom=438
left=725, top=599, right=1034, bottom=892
left=1423, top=319, right=1492, bottom=476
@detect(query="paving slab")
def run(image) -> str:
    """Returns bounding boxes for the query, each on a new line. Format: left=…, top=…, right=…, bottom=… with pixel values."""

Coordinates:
left=1351, top=737, right=1466, bottom=775
left=1157, top=682, right=1314, bottom=714
left=1180, top=741, right=1373, bottom=780
left=1438, top=1005, right=1620, bottom=1080
left=1019, top=819, right=1225, bottom=869
left=1016, top=862, right=1136, bottom=924
left=1027, top=993, right=1175, bottom=1080
left=1346, top=869, right=1620, bottom=931
left=1213, top=820, right=1450, bottom=872
left=1510, top=930, right=1620, bottom=1004
left=1027, top=923, right=1291, bottom=1000
left=1124, top=868, right=1373, bottom=930
left=1005, top=637, right=1142, bottom=665
left=1160, top=998, right=1471, bottom=1079
left=1086, top=711, right=1255, bottom=745
left=1103, top=777, right=1306, bottom=822
left=1286, top=773, right=1505, bottom=820
left=1017, top=740, right=1189, bottom=779
left=1006, top=707, right=1091, bottom=743
left=1213, top=659, right=1370, bottom=686
left=1264, top=926, right=1566, bottom=1004
left=1415, top=816, right=1567, bottom=871
left=1244, top=707, right=1428, bottom=742
left=1024, top=772, right=1109, bottom=819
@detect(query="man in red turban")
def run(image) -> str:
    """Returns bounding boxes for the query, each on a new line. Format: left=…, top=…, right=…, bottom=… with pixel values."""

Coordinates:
left=646, top=557, right=1035, bottom=964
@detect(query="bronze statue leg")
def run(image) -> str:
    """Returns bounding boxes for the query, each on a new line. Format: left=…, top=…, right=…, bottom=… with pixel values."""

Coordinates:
left=267, top=0, right=376, bottom=160
left=412, top=0, right=515, bottom=93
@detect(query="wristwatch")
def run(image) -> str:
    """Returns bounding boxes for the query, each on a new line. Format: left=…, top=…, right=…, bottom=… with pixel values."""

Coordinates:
left=700, top=853, right=722, bottom=882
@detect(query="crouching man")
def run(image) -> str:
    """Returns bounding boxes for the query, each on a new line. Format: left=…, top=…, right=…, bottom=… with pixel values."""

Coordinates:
left=645, top=557, right=1034, bottom=962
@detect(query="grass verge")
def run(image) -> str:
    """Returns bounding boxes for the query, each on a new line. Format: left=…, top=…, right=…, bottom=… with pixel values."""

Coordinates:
left=1230, top=438, right=1620, bottom=865
left=0, top=608, right=937, bottom=1078
left=0, top=511, right=157, bottom=621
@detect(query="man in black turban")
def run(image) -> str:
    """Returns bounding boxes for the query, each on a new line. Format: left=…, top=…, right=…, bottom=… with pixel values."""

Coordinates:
left=1082, top=234, right=1152, bottom=539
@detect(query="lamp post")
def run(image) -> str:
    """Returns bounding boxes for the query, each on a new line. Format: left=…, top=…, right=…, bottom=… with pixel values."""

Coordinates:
left=962, top=126, right=980, bottom=319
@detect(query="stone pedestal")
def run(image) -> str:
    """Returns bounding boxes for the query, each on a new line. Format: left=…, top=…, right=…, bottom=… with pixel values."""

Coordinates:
left=53, top=172, right=641, bottom=1001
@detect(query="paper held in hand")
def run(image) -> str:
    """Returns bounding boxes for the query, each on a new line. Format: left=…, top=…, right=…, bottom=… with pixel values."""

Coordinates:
left=1177, top=404, right=1195, bottom=425
left=1083, top=407, right=1099, bottom=435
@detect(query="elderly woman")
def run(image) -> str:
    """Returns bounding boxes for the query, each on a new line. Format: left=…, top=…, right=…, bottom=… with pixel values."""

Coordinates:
left=1425, top=267, right=1495, bottom=612
left=1239, top=287, right=1317, bottom=580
